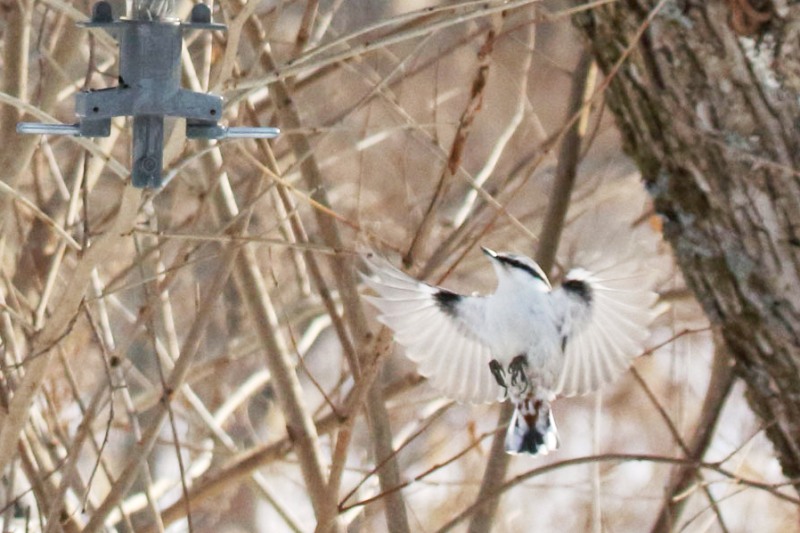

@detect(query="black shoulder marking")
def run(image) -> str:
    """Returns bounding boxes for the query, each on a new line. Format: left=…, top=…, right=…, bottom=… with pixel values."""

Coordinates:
left=562, top=279, right=593, bottom=305
left=434, top=289, right=461, bottom=317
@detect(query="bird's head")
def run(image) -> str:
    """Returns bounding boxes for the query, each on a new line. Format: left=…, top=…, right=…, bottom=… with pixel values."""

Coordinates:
left=481, top=247, right=552, bottom=291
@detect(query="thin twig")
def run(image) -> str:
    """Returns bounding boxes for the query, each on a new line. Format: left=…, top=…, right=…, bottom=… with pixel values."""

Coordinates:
left=649, top=339, right=736, bottom=532
left=439, top=453, right=800, bottom=532
left=403, top=14, right=502, bottom=269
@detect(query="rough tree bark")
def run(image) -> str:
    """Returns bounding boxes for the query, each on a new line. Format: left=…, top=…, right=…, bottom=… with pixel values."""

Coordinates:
left=574, top=0, right=800, bottom=494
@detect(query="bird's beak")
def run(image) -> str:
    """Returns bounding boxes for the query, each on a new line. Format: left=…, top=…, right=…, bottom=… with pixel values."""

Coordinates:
left=481, top=246, right=498, bottom=259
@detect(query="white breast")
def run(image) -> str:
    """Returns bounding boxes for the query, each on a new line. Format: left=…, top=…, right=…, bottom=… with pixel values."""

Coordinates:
left=480, top=282, right=563, bottom=390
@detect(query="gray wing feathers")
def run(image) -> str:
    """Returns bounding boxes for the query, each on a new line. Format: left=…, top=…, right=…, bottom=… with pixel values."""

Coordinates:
left=361, top=255, right=502, bottom=404
left=555, top=271, right=657, bottom=397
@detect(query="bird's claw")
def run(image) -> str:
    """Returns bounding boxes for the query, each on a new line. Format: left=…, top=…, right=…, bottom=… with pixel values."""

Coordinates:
left=509, top=355, right=529, bottom=394
left=490, top=357, right=530, bottom=396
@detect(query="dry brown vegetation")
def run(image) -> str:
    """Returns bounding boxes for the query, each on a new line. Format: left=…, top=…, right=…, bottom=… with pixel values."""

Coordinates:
left=0, top=0, right=798, bottom=531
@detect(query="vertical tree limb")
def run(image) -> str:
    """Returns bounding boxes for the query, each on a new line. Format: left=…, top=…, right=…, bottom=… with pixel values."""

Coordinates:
left=0, top=18, right=83, bottom=190
left=467, top=51, right=594, bottom=533
left=0, top=186, right=142, bottom=476
left=574, top=0, right=800, bottom=492
left=0, top=0, right=31, bottom=147
left=241, top=6, right=412, bottom=530
left=82, top=204, right=246, bottom=532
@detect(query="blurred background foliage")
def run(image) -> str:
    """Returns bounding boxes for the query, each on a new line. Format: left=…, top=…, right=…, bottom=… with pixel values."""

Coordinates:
left=0, top=0, right=797, bottom=531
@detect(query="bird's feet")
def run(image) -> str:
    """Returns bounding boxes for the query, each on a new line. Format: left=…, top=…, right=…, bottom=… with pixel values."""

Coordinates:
left=509, top=355, right=529, bottom=394
left=490, top=356, right=530, bottom=396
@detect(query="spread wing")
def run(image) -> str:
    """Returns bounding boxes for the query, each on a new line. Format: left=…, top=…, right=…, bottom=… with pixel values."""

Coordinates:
left=553, top=269, right=657, bottom=397
left=360, top=254, right=503, bottom=404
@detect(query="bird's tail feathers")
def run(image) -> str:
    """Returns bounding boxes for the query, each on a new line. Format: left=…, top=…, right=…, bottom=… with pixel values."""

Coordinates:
left=505, top=396, right=559, bottom=456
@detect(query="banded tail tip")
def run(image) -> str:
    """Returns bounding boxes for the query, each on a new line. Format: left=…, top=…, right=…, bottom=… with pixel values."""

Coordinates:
left=504, top=398, right=559, bottom=456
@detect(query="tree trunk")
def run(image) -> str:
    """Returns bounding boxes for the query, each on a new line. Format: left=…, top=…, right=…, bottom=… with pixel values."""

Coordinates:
left=574, top=0, right=800, bottom=491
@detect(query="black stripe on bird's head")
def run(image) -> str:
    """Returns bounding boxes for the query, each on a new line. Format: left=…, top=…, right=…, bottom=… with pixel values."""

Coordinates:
left=481, top=247, right=551, bottom=289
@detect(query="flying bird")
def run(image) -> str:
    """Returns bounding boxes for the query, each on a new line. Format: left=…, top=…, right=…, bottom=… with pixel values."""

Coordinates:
left=361, top=247, right=656, bottom=456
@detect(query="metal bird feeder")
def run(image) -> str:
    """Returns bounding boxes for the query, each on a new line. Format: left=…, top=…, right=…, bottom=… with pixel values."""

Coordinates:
left=17, top=1, right=279, bottom=188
